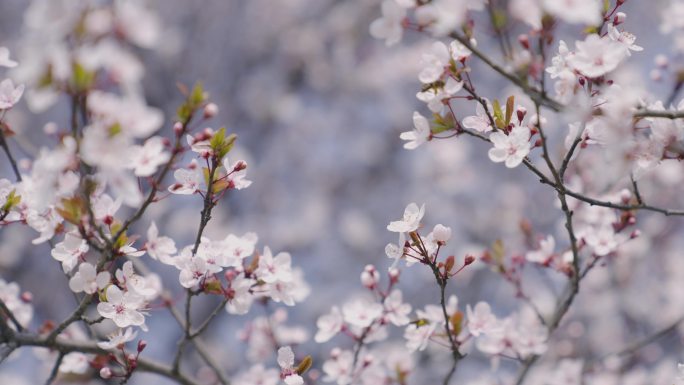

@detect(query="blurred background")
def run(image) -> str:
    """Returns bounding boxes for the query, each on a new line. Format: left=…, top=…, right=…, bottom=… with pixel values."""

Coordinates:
left=1, top=0, right=684, bottom=384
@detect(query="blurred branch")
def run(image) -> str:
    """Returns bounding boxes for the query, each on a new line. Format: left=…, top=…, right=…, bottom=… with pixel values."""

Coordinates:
left=6, top=332, right=202, bottom=385
left=633, top=110, right=684, bottom=119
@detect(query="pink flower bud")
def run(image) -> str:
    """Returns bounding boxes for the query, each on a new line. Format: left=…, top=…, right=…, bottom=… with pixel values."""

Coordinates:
left=614, top=12, right=626, bottom=24
left=127, top=354, right=137, bottom=369
left=619, top=189, right=631, bottom=203
left=100, top=367, right=112, bottom=379
left=655, top=55, right=668, bottom=68
left=20, top=292, right=32, bottom=303
left=360, top=264, right=379, bottom=289
left=43, top=122, right=58, bottom=135
left=203, top=103, right=219, bottom=119
left=173, top=122, right=183, bottom=135
left=137, top=340, right=147, bottom=353
left=388, top=268, right=400, bottom=284
left=233, top=160, right=247, bottom=172
left=518, top=34, right=530, bottom=50
left=464, top=255, right=475, bottom=266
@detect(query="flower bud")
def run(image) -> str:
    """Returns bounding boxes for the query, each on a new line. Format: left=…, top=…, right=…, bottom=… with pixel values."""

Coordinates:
left=619, top=189, right=631, bottom=203
left=100, top=367, right=112, bottom=379
left=137, top=340, right=147, bottom=353
left=20, top=292, right=32, bottom=303
left=127, top=354, right=137, bottom=369
left=43, top=122, right=58, bottom=135
left=361, top=264, right=379, bottom=289
left=173, top=122, right=183, bottom=136
left=233, top=160, right=247, bottom=172
left=432, top=224, right=452, bottom=244
left=518, top=34, right=530, bottom=50
left=203, top=103, right=219, bottom=119
left=655, top=54, right=668, bottom=68
left=388, top=268, right=400, bottom=284
left=464, top=255, right=475, bottom=266
left=614, top=12, right=626, bottom=24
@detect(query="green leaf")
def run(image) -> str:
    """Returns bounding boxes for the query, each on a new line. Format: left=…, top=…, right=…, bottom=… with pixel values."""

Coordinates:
left=491, top=9, right=507, bottom=30
left=505, top=95, right=515, bottom=126
left=190, top=82, right=207, bottom=108
left=491, top=239, right=505, bottom=266
left=1, top=190, right=20, bottom=211
left=492, top=100, right=505, bottom=129
left=72, top=62, right=95, bottom=92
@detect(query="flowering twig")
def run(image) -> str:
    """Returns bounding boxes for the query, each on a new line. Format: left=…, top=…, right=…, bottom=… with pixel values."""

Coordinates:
left=4, top=332, right=203, bottom=385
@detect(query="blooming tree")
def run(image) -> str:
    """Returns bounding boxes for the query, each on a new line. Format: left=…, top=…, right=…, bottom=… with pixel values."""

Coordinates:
left=1, top=1, right=684, bottom=385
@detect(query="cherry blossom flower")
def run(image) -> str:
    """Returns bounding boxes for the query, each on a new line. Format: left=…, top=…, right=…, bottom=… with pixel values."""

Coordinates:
left=385, top=232, right=409, bottom=269
left=546, top=40, right=574, bottom=78
left=131, top=136, right=170, bottom=177
left=169, top=159, right=202, bottom=195
left=256, top=247, right=294, bottom=284
left=342, top=298, right=383, bottom=328
left=222, top=157, right=252, bottom=190
left=369, top=0, right=407, bottom=47
left=92, top=194, right=122, bottom=225
left=315, top=306, right=343, bottom=342
left=186, top=131, right=213, bottom=155
left=418, top=41, right=451, bottom=84
left=432, top=224, right=452, bottom=243
left=387, top=202, right=425, bottom=233
left=400, top=111, right=431, bottom=150
left=277, top=346, right=304, bottom=385
left=69, top=262, right=110, bottom=294
left=383, top=290, right=411, bottom=326
left=144, top=221, right=177, bottom=264
left=466, top=301, right=499, bottom=337
left=115, top=261, right=161, bottom=300
left=97, top=285, right=146, bottom=328
left=51, top=232, right=89, bottom=273
left=583, top=225, right=619, bottom=256
left=462, top=100, right=494, bottom=133
left=526, top=235, right=555, bottom=264
left=0, top=47, right=17, bottom=68
left=542, top=0, right=601, bottom=25
left=450, top=40, right=472, bottom=61
left=569, top=34, right=627, bottom=78
left=607, top=23, right=643, bottom=55
left=416, top=0, right=477, bottom=37
left=416, top=77, right=463, bottom=113
left=221, top=232, right=258, bottom=267
left=509, top=0, right=543, bottom=30
left=97, top=327, right=137, bottom=350
left=87, top=91, right=163, bottom=138
left=0, top=79, right=25, bottom=110
left=59, top=352, right=90, bottom=374
left=225, top=275, right=255, bottom=315
left=488, top=124, right=531, bottom=168
left=176, top=253, right=213, bottom=288
left=551, top=359, right=583, bottom=385
left=322, top=348, right=355, bottom=385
